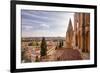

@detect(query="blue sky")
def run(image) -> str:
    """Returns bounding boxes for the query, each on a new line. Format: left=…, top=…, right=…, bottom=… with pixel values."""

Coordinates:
left=21, top=10, right=74, bottom=37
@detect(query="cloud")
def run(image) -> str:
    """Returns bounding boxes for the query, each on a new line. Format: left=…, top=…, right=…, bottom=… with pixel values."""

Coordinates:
left=22, top=25, right=33, bottom=31
left=40, top=23, right=50, bottom=28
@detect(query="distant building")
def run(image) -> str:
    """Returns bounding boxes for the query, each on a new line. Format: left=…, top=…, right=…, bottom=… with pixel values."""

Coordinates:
left=66, top=19, right=74, bottom=49
left=73, top=13, right=90, bottom=52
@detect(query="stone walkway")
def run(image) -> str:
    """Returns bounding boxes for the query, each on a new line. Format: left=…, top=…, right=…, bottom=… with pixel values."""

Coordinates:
left=54, top=48, right=82, bottom=61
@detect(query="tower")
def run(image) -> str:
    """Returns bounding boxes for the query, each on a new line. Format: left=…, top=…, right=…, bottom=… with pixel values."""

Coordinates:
left=66, top=19, right=74, bottom=49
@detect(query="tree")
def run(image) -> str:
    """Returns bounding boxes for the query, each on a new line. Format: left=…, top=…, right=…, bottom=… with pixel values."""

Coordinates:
left=58, top=40, right=63, bottom=48
left=32, top=41, right=36, bottom=46
left=40, top=37, right=47, bottom=57
left=28, top=42, right=32, bottom=46
left=59, top=41, right=62, bottom=48
left=36, top=42, right=39, bottom=46
left=35, top=56, right=39, bottom=62
left=61, top=40, right=63, bottom=47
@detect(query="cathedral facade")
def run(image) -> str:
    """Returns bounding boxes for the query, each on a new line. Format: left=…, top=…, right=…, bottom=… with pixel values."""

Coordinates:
left=73, top=13, right=90, bottom=52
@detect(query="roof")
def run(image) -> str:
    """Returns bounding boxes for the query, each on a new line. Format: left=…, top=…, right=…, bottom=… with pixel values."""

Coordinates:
left=67, top=19, right=73, bottom=33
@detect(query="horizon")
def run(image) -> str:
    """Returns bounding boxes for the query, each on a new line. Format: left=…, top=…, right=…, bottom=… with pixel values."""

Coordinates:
left=21, top=36, right=65, bottom=38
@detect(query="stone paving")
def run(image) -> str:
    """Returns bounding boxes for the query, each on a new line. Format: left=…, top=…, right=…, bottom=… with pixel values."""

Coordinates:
left=54, top=48, right=82, bottom=61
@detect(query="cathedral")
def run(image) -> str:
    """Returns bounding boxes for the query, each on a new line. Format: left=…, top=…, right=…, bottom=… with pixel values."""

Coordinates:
left=66, top=13, right=90, bottom=53
left=53, top=12, right=90, bottom=61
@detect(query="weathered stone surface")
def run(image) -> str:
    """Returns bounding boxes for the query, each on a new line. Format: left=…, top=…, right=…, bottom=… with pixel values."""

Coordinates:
left=54, top=48, right=82, bottom=61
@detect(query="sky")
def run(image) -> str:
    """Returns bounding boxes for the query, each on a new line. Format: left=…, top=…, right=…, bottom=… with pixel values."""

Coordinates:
left=21, top=10, right=74, bottom=37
